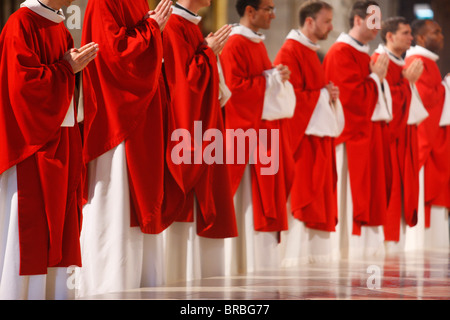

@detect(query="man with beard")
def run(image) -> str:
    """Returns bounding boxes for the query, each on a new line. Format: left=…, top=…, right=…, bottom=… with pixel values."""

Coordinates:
left=405, top=19, right=450, bottom=249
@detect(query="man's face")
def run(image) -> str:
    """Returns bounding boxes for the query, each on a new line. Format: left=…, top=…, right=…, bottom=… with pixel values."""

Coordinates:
left=422, top=20, right=444, bottom=53
left=251, top=0, right=276, bottom=30
left=388, top=23, right=413, bottom=54
left=312, top=8, right=333, bottom=41
left=362, top=14, right=380, bottom=42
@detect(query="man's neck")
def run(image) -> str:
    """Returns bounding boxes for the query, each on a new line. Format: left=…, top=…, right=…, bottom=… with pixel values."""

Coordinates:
left=300, top=27, right=318, bottom=44
left=39, top=0, right=62, bottom=11
left=239, top=18, right=260, bottom=33
left=177, top=0, right=202, bottom=14
left=386, top=44, right=404, bottom=59
left=348, top=28, right=368, bottom=45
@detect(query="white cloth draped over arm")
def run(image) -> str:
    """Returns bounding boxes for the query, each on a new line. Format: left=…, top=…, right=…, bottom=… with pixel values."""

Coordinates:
left=305, top=88, right=345, bottom=137
left=369, top=73, right=393, bottom=123
left=440, top=76, right=450, bottom=127
left=408, top=83, right=429, bottom=125
left=261, top=68, right=296, bottom=121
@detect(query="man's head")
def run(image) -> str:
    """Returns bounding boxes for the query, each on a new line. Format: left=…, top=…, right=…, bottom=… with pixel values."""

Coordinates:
left=349, top=0, right=381, bottom=43
left=299, top=0, right=334, bottom=42
left=236, top=0, right=276, bottom=31
left=411, top=19, right=444, bottom=53
left=381, top=17, right=413, bottom=56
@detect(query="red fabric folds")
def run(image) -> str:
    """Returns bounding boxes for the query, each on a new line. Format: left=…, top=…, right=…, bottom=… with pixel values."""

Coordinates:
left=274, top=39, right=338, bottom=232
left=221, top=34, right=294, bottom=233
left=163, top=14, right=237, bottom=238
left=82, top=0, right=184, bottom=234
left=323, top=42, right=383, bottom=235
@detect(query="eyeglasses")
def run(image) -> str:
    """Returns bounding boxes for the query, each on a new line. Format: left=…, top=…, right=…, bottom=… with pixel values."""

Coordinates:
left=252, top=6, right=276, bottom=15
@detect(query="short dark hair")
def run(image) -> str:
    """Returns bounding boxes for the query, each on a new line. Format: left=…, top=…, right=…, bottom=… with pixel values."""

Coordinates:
left=411, top=19, right=432, bottom=41
left=299, top=0, right=333, bottom=27
left=236, top=0, right=261, bottom=17
left=349, top=1, right=380, bottom=28
left=380, top=16, right=409, bottom=44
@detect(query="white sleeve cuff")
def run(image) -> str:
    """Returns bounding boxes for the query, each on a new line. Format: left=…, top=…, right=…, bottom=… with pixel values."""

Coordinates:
left=408, top=83, right=429, bottom=125
left=369, top=73, right=393, bottom=122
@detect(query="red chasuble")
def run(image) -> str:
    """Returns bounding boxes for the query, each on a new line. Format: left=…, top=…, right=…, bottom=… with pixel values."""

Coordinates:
left=163, top=13, right=237, bottom=238
left=405, top=52, right=450, bottom=227
left=372, top=50, right=418, bottom=241
left=0, top=8, right=82, bottom=275
left=221, top=32, right=294, bottom=232
left=323, top=38, right=385, bottom=235
left=274, top=37, right=338, bottom=232
left=82, top=0, right=184, bottom=234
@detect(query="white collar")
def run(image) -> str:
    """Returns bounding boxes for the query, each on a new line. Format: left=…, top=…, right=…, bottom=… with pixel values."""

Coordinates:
left=230, top=24, right=265, bottom=43
left=286, top=29, right=320, bottom=52
left=374, top=44, right=405, bottom=66
left=20, top=0, right=65, bottom=24
left=336, top=32, right=370, bottom=54
left=405, top=45, right=439, bottom=62
left=172, top=3, right=202, bottom=25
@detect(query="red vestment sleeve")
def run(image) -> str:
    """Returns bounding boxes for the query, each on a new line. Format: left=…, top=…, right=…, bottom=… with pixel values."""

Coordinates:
left=163, top=16, right=237, bottom=238
left=0, top=12, right=75, bottom=175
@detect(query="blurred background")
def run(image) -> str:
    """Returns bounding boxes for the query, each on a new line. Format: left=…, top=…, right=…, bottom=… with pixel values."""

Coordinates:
left=1, top=0, right=448, bottom=76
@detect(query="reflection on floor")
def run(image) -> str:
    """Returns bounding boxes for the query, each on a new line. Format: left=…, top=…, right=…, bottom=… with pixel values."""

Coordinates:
left=79, top=249, right=449, bottom=300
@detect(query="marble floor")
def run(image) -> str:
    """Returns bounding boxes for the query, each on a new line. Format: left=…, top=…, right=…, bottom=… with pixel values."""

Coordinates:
left=79, top=248, right=449, bottom=301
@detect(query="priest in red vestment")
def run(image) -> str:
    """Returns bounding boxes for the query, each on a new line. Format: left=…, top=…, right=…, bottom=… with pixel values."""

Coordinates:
left=0, top=0, right=97, bottom=299
left=372, top=17, right=426, bottom=242
left=406, top=20, right=450, bottom=241
left=274, top=1, right=344, bottom=233
left=163, top=0, right=238, bottom=240
left=323, top=1, right=391, bottom=237
left=221, top=0, right=295, bottom=234
left=77, top=0, right=180, bottom=298
left=219, top=0, right=296, bottom=273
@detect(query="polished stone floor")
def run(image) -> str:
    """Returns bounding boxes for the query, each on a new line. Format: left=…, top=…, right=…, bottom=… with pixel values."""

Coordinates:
left=80, top=248, right=449, bottom=301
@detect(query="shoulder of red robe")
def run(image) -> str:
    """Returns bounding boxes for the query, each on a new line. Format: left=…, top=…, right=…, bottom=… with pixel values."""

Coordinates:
left=406, top=46, right=450, bottom=126
left=20, top=0, right=65, bottom=23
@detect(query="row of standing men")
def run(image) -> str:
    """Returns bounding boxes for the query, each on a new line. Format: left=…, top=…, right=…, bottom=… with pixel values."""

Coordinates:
left=0, top=0, right=449, bottom=299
